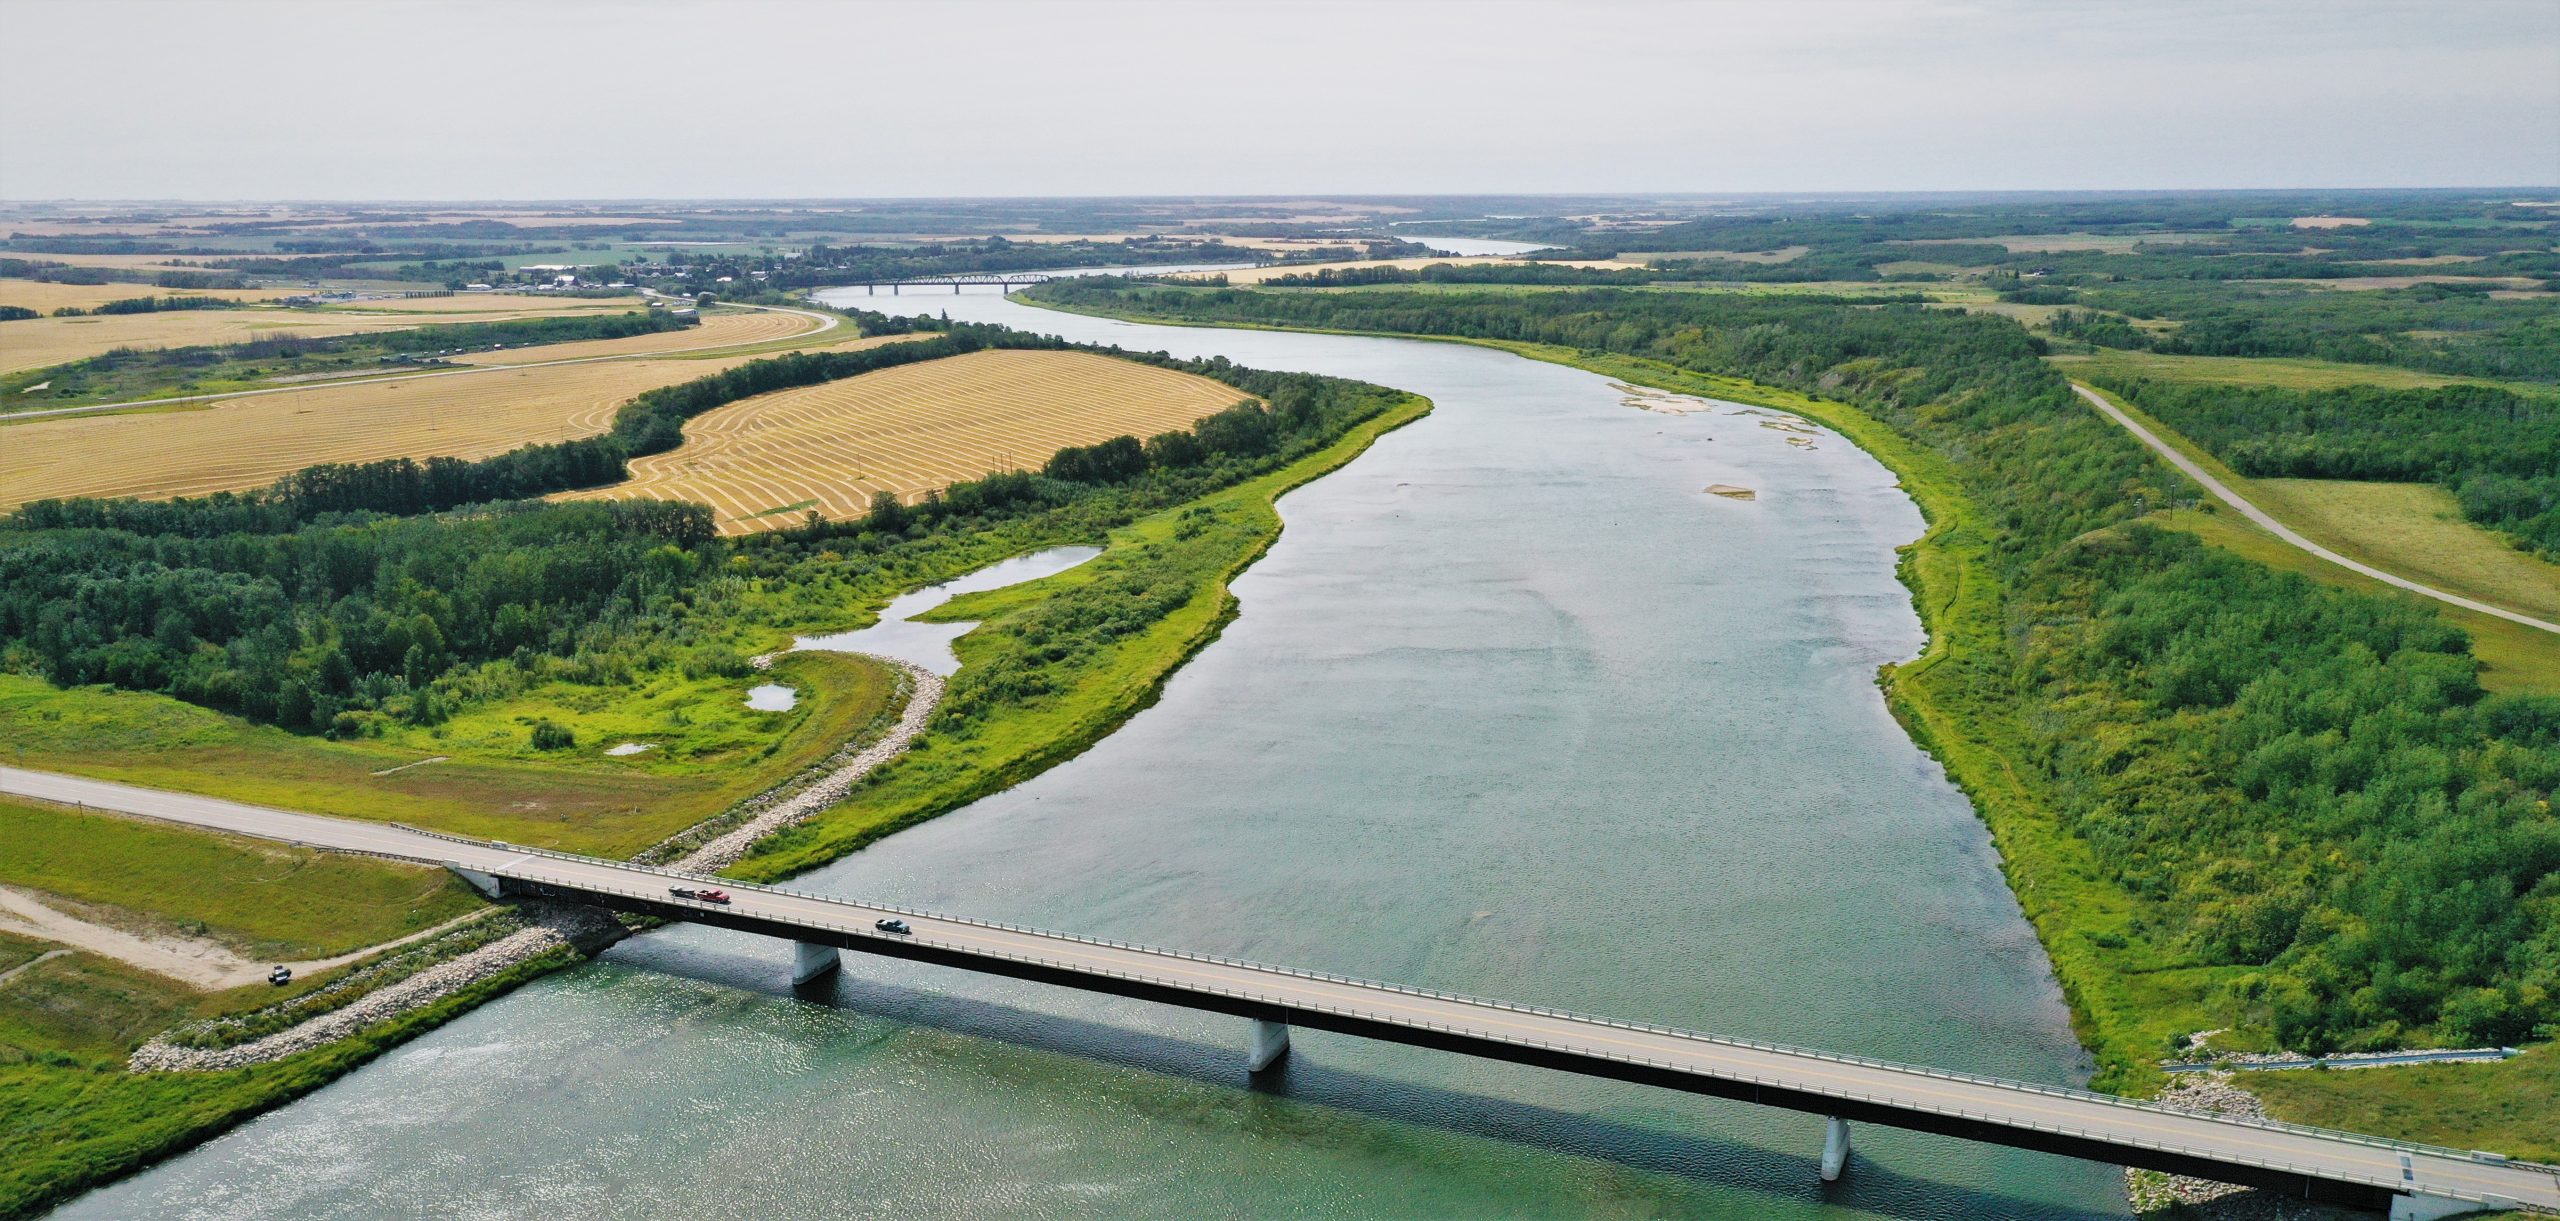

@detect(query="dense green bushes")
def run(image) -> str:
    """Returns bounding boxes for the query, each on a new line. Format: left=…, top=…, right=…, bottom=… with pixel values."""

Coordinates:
left=2078, top=376, right=2560, bottom=556
left=2064, top=282, right=2560, bottom=382
left=2038, top=527, right=2560, bottom=1049
left=0, top=319, right=1399, bottom=748
left=1029, top=278, right=2560, bottom=1052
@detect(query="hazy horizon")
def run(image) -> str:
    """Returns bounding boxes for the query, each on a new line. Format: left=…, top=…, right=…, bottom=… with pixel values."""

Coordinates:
left=5, top=0, right=2554, bottom=201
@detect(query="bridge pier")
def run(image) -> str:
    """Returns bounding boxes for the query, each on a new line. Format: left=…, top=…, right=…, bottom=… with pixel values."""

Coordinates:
left=792, top=940, right=841, bottom=985
left=1819, top=1116, right=1851, bottom=1182
left=1247, top=1019, right=1291, bottom=1073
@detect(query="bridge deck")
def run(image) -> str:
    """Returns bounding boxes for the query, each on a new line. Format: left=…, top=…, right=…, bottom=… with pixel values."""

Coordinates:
left=3, top=765, right=2553, bottom=1213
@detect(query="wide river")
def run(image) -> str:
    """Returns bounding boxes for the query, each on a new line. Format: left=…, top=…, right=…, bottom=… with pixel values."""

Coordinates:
left=67, top=293, right=2126, bottom=1219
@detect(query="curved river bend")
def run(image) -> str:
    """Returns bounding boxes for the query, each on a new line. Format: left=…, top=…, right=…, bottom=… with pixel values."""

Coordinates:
left=66, top=292, right=2125, bottom=1218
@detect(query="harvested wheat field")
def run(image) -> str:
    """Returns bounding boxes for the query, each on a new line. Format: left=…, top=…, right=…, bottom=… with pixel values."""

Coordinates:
left=560, top=349, right=1250, bottom=533
left=0, top=302, right=640, bottom=377
left=0, top=279, right=304, bottom=314
left=3, top=354, right=729, bottom=508
left=309, top=294, right=647, bottom=314
left=445, top=308, right=818, bottom=365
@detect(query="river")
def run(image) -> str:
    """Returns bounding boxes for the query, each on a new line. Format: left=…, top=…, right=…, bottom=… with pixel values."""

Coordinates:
left=63, top=292, right=2125, bottom=1219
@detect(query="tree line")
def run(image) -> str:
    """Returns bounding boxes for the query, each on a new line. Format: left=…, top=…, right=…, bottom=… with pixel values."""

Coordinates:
left=0, top=315, right=1403, bottom=753
left=1025, top=277, right=2560, bottom=1053
left=2086, top=375, right=2560, bottom=556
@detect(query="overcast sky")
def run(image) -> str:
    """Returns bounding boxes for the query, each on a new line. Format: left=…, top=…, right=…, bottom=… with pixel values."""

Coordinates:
left=4, top=0, right=2554, bottom=200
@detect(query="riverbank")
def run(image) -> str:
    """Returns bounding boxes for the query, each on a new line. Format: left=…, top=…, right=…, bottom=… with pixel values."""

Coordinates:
left=727, top=389, right=1432, bottom=880
left=6, top=366, right=1428, bottom=1219
left=1008, top=290, right=2560, bottom=1167
left=1018, top=289, right=2173, bottom=1090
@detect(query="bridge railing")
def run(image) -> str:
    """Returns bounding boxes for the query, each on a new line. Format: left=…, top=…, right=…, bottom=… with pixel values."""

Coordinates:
left=410, top=829, right=2531, bottom=1187
left=486, top=864, right=2507, bottom=1205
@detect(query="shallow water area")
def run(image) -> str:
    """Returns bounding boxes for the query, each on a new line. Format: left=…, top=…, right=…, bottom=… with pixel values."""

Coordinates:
left=742, top=684, right=796, bottom=712
left=67, top=289, right=2126, bottom=1220
left=791, top=545, right=1101, bottom=675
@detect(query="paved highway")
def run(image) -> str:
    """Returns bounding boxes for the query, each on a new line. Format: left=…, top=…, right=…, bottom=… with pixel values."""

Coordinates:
left=2074, top=383, right=2560, bottom=636
left=5, top=763, right=2554, bottom=1214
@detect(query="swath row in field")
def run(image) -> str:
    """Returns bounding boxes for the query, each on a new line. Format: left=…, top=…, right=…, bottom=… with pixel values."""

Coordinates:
left=558, top=349, right=1251, bottom=533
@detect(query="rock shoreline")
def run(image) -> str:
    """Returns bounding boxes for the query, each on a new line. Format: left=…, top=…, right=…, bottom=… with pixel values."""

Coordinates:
left=129, top=651, right=944, bottom=1074
left=130, top=902, right=626, bottom=1072
left=2126, top=1072, right=2329, bottom=1219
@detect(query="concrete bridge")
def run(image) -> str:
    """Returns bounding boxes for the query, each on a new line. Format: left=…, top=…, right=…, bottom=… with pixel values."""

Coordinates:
left=437, top=841, right=2552, bottom=1218
left=850, top=274, right=1054, bottom=295
left=1, top=765, right=2551, bottom=1218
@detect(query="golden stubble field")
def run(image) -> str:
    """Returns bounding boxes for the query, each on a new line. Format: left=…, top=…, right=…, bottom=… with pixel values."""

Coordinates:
left=444, top=308, right=815, bottom=365
left=0, top=299, right=651, bottom=377
left=0, top=280, right=305, bottom=313
left=0, top=335, right=912, bottom=509
left=559, top=349, right=1250, bottom=533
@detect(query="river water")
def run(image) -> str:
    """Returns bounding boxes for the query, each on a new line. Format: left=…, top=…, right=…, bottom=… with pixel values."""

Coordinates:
left=65, top=293, right=2125, bottom=1219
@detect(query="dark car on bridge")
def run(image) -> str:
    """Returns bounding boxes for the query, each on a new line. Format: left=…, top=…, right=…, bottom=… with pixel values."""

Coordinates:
left=875, top=919, right=912, bottom=935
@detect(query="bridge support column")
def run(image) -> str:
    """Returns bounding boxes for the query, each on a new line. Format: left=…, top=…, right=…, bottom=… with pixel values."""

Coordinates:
left=1819, top=1116, right=1851, bottom=1182
left=1247, top=1019, right=1290, bottom=1073
left=443, top=862, right=506, bottom=899
left=792, top=940, right=840, bottom=985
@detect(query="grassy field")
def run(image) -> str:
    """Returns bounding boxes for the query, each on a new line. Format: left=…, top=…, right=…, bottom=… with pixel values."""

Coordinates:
left=0, top=650, right=897, bottom=857
left=2154, top=507, right=2559, bottom=695
left=2074, top=385, right=2559, bottom=648
left=730, top=390, right=1434, bottom=880
left=2049, top=348, right=2551, bottom=395
left=560, top=349, right=1252, bottom=534
left=2245, top=1048, right=2560, bottom=1165
left=0, top=798, right=481, bottom=960
left=0, top=300, right=644, bottom=378
left=0, top=921, right=582, bottom=1217
left=2246, top=478, right=2560, bottom=623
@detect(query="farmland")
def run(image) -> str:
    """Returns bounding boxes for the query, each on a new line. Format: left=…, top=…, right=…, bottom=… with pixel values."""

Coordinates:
left=0, top=333, right=916, bottom=509
left=443, top=307, right=814, bottom=364
left=0, top=281, right=301, bottom=313
left=0, top=298, right=648, bottom=377
left=1, top=357, right=733, bottom=507
left=560, top=348, right=1251, bottom=532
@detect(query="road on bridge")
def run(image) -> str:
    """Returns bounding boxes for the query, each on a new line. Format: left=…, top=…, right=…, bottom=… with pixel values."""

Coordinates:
left=3, top=763, right=2554, bottom=1214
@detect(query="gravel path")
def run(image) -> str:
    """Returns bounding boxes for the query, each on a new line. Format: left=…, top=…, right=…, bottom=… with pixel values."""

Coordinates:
left=131, top=903, right=624, bottom=1072
left=128, top=650, right=941, bottom=1072
left=674, top=658, right=942, bottom=873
